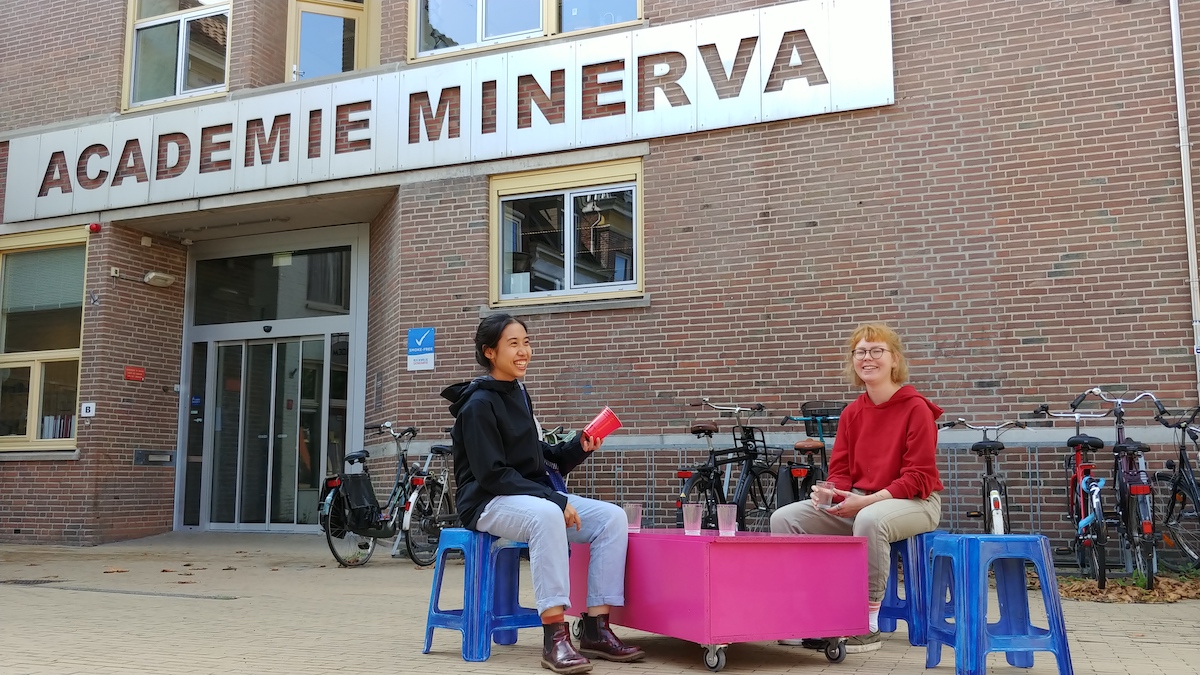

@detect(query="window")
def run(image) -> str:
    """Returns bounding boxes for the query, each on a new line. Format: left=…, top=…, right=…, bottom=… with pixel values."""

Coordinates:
left=127, top=0, right=230, bottom=107
left=0, top=242, right=86, bottom=450
left=490, top=159, right=641, bottom=306
left=416, top=0, right=639, bottom=57
left=287, top=0, right=371, bottom=81
left=193, top=246, right=352, bottom=325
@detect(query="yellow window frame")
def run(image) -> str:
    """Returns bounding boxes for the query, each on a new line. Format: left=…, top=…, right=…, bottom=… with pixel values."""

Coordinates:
left=409, top=0, right=644, bottom=62
left=285, top=0, right=379, bottom=82
left=0, top=227, right=89, bottom=452
left=489, top=158, right=643, bottom=308
left=121, top=0, right=233, bottom=112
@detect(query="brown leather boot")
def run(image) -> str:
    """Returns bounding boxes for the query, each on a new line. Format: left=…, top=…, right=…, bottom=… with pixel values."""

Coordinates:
left=541, top=622, right=592, bottom=674
left=578, top=614, right=645, bottom=662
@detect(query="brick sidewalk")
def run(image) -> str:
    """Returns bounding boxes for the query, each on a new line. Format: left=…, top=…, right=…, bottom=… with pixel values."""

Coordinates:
left=2, top=532, right=1198, bottom=675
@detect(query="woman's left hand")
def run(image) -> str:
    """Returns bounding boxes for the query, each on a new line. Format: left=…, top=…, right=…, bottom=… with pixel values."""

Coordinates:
left=581, top=433, right=604, bottom=453
left=828, top=489, right=872, bottom=518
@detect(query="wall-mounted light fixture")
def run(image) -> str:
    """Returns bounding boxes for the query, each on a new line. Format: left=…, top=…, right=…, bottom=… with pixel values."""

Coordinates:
left=143, top=271, right=176, bottom=288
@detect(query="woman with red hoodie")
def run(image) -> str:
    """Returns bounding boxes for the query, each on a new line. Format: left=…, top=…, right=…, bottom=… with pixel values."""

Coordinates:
left=771, top=323, right=943, bottom=654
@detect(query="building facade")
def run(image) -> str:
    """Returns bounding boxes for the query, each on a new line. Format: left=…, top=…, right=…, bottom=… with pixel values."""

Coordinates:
left=1, top=0, right=1198, bottom=551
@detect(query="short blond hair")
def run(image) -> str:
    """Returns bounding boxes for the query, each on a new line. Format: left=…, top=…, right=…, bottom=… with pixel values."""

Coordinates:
left=842, top=323, right=908, bottom=387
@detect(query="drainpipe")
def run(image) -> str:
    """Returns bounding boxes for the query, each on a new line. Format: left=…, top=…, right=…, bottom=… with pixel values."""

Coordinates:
left=1169, top=0, right=1200, bottom=405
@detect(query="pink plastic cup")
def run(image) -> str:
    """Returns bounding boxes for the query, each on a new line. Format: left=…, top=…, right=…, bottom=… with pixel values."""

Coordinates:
left=583, top=406, right=623, bottom=441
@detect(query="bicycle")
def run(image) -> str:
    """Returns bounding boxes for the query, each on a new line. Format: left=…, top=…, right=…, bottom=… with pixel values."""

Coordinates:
left=319, top=422, right=450, bottom=567
left=1033, top=402, right=1110, bottom=589
left=397, top=428, right=459, bottom=567
left=1153, top=407, right=1200, bottom=569
left=778, top=401, right=844, bottom=505
left=675, top=399, right=782, bottom=533
left=939, top=418, right=1025, bottom=535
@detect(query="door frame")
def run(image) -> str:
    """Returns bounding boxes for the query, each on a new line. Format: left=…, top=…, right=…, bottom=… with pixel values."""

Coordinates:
left=173, top=223, right=370, bottom=530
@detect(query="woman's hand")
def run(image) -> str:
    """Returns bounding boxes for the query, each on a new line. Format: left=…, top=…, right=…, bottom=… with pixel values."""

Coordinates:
left=564, top=503, right=582, bottom=530
left=581, top=433, right=604, bottom=453
left=828, top=489, right=875, bottom=519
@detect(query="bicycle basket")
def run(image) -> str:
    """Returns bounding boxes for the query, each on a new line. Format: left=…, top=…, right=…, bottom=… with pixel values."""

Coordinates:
left=800, top=401, right=847, bottom=437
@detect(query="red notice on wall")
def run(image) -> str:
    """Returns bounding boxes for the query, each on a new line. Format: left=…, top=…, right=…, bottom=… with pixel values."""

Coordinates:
left=124, top=366, right=146, bottom=382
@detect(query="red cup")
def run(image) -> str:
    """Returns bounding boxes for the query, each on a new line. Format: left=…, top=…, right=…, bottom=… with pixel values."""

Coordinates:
left=583, top=406, right=622, bottom=441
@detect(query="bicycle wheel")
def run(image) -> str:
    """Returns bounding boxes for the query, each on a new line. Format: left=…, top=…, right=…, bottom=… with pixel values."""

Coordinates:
left=325, top=491, right=377, bottom=567
left=1128, top=496, right=1155, bottom=590
left=1078, top=487, right=1106, bottom=589
left=1085, top=521, right=1106, bottom=590
left=740, top=465, right=777, bottom=533
left=1152, top=475, right=1200, bottom=564
left=679, top=474, right=720, bottom=529
left=406, top=481, right=453, bottom=567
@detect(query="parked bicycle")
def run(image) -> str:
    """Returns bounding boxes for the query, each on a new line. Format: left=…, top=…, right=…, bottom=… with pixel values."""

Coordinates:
left=1034, top=402, right=1110, bottom=588
left=778, top=401, right=845, bottom=505
left=675, top=399, right=782, bottom=533
left=396, top=428, right=459, bottom=567
left=939, top=418, right=1025, bottom=535
left=319, top=422, right=457, bottom=567
left=1153, top=407, right=1200, bottom=569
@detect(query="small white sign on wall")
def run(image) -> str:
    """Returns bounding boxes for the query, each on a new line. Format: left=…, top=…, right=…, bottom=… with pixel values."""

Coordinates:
left=80, top=402, right=96, bottom=418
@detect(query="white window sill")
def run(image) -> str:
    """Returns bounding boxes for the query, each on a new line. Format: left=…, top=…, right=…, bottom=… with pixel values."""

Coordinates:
left=481, top=293, right=650, bottom=317
left=0, top=449, right=81, bottom=461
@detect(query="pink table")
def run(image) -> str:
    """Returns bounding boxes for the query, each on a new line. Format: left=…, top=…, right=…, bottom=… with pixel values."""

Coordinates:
left=567, top=529, right=868, bottom=670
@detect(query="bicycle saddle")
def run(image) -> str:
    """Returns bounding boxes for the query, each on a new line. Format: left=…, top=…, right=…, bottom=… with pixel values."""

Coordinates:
left=691, top=422, right=718, bottom=436
left=970, top=440, right=1004, bottom=455
left=344, top=450, right=370, bottom=464
left=794, top=438, right=825, bottom=452
left=1113, top=439, right=1151, bottom=455
left=1067, top=435, right=1104, bottom=450
left=430, top=444, right=452, bottom=456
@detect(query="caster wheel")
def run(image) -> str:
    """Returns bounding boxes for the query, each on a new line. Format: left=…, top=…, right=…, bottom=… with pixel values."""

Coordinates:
left=824, top=641, right=846, bottom=663
left=571, top=620, right=583, bottom=640
left=703, top=646, right=727, bottom=671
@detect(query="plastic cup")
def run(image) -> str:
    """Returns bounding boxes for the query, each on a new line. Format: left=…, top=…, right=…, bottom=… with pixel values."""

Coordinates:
left=717, top=504, right=737, bottom=536
left=682, top=503, right=703, bottom=535
left=623, top=503, right=642, bottom=533
left=583, top=406, right=622, bottom=441
left=812, top=480, right=834, bottom=509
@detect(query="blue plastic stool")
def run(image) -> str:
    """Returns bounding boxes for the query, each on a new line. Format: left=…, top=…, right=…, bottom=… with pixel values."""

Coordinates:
left=423, top=528, right=541, bottom=661
left=879, top=530, right=945, bottom=646
left=926, top=534, right=1073, bottom=675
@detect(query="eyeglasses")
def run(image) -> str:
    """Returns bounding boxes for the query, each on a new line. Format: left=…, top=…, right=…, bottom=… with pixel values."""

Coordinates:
left=852, top=347, right=891, bottom=361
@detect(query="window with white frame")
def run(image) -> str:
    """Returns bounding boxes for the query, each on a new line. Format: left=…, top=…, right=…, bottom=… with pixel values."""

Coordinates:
left=128, top=0, right=229, bottom=107
left=0, top=245, right=85, bottom=448
left=416, top=0, right=639, bottom=56
left=491, top=159, right=641, bottom=305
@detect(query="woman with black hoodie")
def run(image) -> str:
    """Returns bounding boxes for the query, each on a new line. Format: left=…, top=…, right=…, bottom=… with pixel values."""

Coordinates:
left=442, top=314, right=643, bottom=675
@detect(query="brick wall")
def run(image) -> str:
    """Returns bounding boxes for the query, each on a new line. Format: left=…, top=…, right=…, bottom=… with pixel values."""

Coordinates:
left=228, top=0, right=288, bottom=91
left=0, top=225, right=186, bottom=544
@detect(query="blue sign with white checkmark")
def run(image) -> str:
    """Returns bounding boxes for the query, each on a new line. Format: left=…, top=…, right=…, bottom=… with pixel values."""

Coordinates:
left=407, top=327, right=436, bottom=371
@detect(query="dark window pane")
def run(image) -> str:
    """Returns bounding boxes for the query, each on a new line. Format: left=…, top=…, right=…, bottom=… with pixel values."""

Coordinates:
left=0, top=366, right=30, bottom=437
left=193, top=247, right=352, bottom=325
left=573, top=189, right=634, bottom=286
left=133, top=22, right=181, bottom=103
left=501, top=195, right=565, bottom=295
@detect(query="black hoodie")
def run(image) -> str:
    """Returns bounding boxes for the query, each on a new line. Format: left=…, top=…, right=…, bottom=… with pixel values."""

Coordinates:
left=441, top=377, right=588, bottom=529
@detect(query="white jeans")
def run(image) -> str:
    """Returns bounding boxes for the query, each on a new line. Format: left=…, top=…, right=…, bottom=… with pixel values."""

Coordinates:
left=476, top=493, right=628, bottom=614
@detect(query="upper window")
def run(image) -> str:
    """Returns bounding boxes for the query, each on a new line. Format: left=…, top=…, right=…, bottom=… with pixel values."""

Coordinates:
left=417, top=0, right=639, bottom=57
left=287, top=0, right=369, bottom=81
left=490, top=159, right=641, bottom=306
left=0, top=243, right=86, bottom=449
left=193, top=247, right=352, bottom=325
left=128, top=0, right=230, bottom=107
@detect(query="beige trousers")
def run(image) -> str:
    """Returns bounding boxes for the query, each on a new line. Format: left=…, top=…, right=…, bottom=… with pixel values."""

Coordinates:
left=770, top=491, right=942, bottom=602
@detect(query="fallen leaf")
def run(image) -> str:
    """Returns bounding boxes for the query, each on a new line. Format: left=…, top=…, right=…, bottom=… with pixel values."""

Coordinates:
left=223, top=566, right=237, bottom=571
left=182, top=563, right=193, bottom=567
left=178, top=572, right=193, bottom=576
left=103, top=568, right=128, bottom=574
left=235, top=550, right=246, bottom=554
left=191, top=567, right=207, bottom=571
left=161, top=569, right=176, bottom=573
left=177, top=581, right=196, bottom=584
left=25, top=563, right=39, bottom=567
left=270, top=568, right=279, bottom=571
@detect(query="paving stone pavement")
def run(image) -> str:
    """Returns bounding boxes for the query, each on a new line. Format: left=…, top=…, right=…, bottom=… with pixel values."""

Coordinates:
left=2, top=532, right=1198, bottom=675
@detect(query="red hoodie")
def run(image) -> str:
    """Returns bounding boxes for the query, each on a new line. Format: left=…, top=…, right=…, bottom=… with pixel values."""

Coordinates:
left=826, top=385, right=945, bottom=500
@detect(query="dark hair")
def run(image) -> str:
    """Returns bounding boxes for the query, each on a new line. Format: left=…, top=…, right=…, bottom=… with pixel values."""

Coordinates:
left=474, top=313, right=528, bottom=369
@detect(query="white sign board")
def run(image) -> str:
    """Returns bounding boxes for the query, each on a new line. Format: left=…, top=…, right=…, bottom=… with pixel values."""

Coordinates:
left=2, top=0, right=894, bottom=223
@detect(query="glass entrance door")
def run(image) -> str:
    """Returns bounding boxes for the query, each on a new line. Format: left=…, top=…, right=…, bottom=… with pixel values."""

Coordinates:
left=200, top=334, right=348, bottom=530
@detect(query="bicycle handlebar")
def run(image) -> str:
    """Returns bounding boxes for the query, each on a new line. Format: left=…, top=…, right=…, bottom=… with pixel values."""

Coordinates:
left=365, top=421, right=418, bottom=439
left=1071, top=387, right=1169, bottom=417
left=1156, top=406, right=1200, bottom=429
left=940, top=418, right=1026, bottom=433
left=690, top=398, right=767, bottom=415
left=780, top=413, right=840, bottom=426
left=1033, top=404, right=1109, bottom=420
